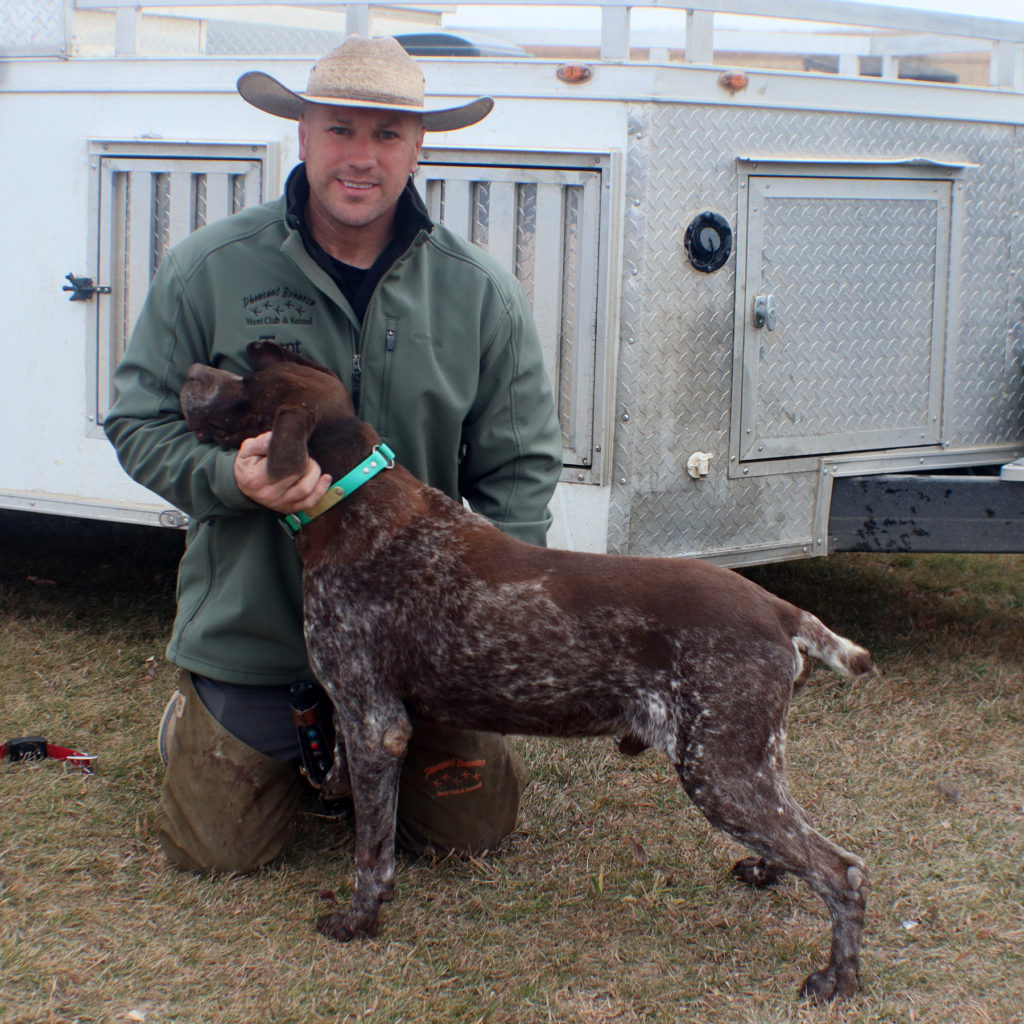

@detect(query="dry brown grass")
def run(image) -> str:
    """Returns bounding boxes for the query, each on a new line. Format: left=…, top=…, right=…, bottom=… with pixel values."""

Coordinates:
left=1, top=512, right=1022, bottom=1024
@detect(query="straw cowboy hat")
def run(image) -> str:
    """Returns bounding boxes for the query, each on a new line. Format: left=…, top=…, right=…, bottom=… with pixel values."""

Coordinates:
left=237, top=35, right=493, bottom=131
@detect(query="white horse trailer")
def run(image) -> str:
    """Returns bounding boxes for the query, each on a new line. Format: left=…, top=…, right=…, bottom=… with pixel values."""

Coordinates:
left=3, top=0, right=1023, bottom=564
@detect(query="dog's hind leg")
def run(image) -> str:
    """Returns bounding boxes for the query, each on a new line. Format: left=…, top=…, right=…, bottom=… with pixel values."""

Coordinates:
left=677, top=750, right=866, bottom=1002
left=317, top=697, right=412, bottom=943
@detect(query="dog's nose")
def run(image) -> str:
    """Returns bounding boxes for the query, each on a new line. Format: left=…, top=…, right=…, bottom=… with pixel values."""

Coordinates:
left=183, top=363, right=243, bottom=397
left=181, top=364, right=228, bottom=431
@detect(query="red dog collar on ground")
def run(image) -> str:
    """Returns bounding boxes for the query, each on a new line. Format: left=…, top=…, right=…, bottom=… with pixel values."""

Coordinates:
left=1, top=735, right=95, bottom=773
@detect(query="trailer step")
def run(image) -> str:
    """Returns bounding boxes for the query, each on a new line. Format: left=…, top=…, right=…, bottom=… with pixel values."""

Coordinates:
left=829, top=473, right=1024, bottom=554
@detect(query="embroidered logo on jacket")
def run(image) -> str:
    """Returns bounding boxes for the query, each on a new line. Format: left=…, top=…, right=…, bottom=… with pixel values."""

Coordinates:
left=242, top=286, right=317, bottom=327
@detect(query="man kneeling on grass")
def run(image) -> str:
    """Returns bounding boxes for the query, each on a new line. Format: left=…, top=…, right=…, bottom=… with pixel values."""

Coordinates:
left=104, top=36, right=561, bottom=871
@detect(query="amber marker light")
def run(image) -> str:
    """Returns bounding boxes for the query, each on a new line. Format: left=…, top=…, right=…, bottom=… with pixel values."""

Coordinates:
left=719, top=70, right=749, bottom=91
left=557, top=64, right=594, bottom=84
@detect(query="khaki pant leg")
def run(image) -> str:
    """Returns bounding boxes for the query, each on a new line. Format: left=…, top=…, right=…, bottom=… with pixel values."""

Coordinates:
left=158, top=674, right=303, bottom=874
left=396, top=725, right=528, bottom=856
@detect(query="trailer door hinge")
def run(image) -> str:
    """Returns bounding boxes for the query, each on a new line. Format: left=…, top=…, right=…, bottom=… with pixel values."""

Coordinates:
left=63, top=272, right=111, bottom=302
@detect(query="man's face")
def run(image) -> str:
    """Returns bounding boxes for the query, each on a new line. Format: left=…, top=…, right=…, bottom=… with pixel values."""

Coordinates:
left=299, top=103, right=425, bottom=241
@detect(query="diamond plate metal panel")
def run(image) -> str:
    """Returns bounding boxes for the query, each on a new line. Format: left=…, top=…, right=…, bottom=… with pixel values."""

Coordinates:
left=626, top=472, right=821, bottom=559
left=1014, top=128, right=1024, bottom=385
left=610, top=102, right=1024, bottom=560
left=203, top=22, right=342, bottom=57
left=608, top=108, right=650, bottom=554
left=1, top=0, right=67, bottom=56
left=749, top=184, right=943, bottom=456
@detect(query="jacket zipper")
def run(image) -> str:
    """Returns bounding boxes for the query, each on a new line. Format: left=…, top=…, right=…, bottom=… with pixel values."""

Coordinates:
left=350, top=226, right=427, bottom=412
left=378, top=325, right=399, bottom=436
left=351, top=352, right=362, bottom=411
left=351, top=293, right=375, bottom=412
left=351, top=298, right=396, bottom=416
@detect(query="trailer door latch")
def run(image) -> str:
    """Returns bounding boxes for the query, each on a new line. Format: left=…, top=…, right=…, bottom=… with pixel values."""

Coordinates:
left=63, top=272, right=111, bottom=302
left=753, top=293, right=777, bottom=331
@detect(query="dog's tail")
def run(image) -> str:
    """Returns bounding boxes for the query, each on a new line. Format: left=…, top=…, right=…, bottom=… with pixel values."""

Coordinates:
left=793, top=611, right=874, bottom=680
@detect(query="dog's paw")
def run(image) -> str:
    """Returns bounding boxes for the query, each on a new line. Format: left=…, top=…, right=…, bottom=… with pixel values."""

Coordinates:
left=799, top=966, right=859, bottom=1003
left=316, top=909, right=379, bottom=942
left=731, top=856, right=785, bottom=888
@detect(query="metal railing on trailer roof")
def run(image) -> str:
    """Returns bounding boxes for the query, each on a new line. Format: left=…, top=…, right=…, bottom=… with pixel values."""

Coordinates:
left=23, top=0, right=1024, bottom=89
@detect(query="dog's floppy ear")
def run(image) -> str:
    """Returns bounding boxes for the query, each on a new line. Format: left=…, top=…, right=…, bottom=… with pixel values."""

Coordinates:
left=265, top=404, right=316, bottom=482
left=247, top=340, right=332, bottom=375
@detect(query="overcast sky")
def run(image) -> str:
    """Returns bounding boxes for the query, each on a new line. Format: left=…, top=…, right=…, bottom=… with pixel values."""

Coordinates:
left=447, top=0, right=1024, bottom=33
left=821, top=0, right=1022, bottom=16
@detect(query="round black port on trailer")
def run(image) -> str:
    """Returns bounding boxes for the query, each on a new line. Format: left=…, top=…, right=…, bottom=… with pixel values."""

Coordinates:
left=684, top=211, right=732, bottom=272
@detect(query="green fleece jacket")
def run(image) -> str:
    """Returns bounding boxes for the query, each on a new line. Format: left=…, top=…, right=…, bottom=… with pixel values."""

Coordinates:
left=104, top=174, right=562, bottom=685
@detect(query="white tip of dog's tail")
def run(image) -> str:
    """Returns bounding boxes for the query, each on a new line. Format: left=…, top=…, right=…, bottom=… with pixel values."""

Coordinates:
left=795, top=611, right=875, bottom=679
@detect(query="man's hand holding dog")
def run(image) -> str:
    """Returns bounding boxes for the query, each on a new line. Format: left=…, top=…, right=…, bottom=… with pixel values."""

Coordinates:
left=234, top=431, right=332, bottom=514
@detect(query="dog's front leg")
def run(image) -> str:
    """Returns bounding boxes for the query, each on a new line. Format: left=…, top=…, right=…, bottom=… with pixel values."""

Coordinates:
left=317, top=707, right=412, bottom=943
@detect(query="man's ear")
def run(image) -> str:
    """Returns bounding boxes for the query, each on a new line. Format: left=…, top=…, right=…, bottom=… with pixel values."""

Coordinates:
left=409, top=123, right=426, bottom=173
left=266, top=404, right=316, bottom=481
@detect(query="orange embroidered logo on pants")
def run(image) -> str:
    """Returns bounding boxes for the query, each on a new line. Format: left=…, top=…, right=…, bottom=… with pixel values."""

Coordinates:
left=424, top=757, right=486, bottom=797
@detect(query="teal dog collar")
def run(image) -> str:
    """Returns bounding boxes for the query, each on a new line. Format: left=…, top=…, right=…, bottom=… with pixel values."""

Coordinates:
left=281, top=443, right=396, bottom=536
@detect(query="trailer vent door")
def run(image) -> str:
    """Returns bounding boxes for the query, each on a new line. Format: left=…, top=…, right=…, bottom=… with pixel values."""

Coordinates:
left=415, top=153, right=615, bottom=484
left=90, top=143, right=268, bottom=423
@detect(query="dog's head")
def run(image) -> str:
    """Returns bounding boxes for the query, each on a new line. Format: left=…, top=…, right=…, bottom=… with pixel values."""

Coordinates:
left=180, top=341, right=358, bottom=481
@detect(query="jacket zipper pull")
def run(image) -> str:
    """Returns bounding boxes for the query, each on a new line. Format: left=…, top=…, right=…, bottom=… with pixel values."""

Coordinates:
left=386, top=327, right=396, bottom=352
left=351, top=352, right=362, bottom=410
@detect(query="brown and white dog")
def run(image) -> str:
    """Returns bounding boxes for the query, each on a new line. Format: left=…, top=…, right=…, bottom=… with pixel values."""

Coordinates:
left=180, top=341, right=873, bottom=1002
